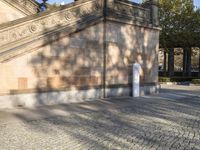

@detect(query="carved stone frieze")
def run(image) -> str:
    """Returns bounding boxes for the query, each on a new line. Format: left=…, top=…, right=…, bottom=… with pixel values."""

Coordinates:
left=0, top=0, right=104, bottom=51
left=0, top=0, right=154, bottom=57
left=2, top=0, right=39, bottom=15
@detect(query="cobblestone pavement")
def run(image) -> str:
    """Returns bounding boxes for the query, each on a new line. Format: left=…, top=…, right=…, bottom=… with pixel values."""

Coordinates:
left=0, top=85, right=200, bottom=150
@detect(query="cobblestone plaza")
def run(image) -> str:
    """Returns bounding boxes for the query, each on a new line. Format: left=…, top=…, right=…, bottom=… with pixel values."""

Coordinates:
left=0, top=85, right=200, bottom=149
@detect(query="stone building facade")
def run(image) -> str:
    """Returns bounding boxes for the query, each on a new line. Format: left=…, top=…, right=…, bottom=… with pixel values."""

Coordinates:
left=0, top=0, right=39, bottom=24
left=0, top=0, right=160, bottom=108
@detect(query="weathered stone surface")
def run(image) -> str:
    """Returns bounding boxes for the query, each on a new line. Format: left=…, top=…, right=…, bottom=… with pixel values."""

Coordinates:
left=18, top=77, right=28, bottom=90
left=0, top=0, right=39, bottom=24
left=3, top=0, right=39, bottom=15
left=0, top=0, right=26, bottom=24
left=0, top=20, right=159, bottom=95
left=0, top=0, right=158, bottom=58
left=107, top=0, right=150, bottom=26
left=0, top=0, right=160, bottom=107
left=0, top=0, right=104, bottom=54
left=0, top=22, right=104, bottom=93
left=106, top=21, right=159, bottom=85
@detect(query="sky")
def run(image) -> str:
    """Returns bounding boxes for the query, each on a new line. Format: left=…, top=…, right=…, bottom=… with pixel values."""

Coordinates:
left=194, top=0, right=200, bottom=8
left=37, top=0, right=200, bottom=8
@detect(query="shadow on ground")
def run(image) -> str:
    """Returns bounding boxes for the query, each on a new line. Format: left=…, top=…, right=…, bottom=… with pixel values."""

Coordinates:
left=0, top=85, right=200, bottom=149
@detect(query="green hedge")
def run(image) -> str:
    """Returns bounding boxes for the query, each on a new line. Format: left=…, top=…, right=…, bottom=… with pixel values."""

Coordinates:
left=159, top=77, right=170, bottom=82
left=192, top=79, right=200, bottom=85
left=159, top=77, right=200, bottom=82
left=170, top=77, right=194, bottom=82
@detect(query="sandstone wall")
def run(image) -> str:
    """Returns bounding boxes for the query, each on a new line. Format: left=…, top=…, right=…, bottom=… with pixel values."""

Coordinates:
left=0, top=22, right=104, bottom=94
left=0, top=21, right=159, bottom=96
left=106, top=21, right=159, bottom=87
left=0, top=1, right=26, bottom=24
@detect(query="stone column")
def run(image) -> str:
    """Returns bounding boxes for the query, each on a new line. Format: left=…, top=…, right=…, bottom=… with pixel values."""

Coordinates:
left=168, top=48, right=174, bottom=77
left=163, top=50, right=167, bottom=76
left=183, top=48, right=188, bottom=76
left=183, top=48, right=192, bottom=77
left=199, top=48, right=200, bottom=77
left=187, top=48, right=192, bottom=77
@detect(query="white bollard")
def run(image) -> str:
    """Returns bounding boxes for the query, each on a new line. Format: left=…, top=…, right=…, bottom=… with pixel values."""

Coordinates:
left=132, top=63, right=141, bottom=97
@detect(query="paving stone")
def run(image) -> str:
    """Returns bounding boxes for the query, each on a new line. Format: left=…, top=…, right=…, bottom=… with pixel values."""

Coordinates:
left=0, top=85, right=200, bottom=149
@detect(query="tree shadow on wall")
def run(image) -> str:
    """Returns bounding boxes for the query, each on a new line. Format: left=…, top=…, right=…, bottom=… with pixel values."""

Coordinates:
left=105, top=20, right=158, bottom=95
left=3, top=0, right=165, bottom=149
left=29, top=4, right=105, bottom=106
left=27, top=0, right=158, bottom=106
left=2, top=0, right=158, bottom=107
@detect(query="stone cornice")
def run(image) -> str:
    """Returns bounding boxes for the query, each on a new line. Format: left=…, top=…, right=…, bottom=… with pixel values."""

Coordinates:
left=2, top=0, right=39, bottom=15
left=107, top=0, right=151, bottom=26
left=0, top=0, right=154, bottom=62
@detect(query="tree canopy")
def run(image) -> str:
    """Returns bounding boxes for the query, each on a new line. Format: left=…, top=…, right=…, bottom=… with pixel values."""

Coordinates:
left=159, top=0, right=200, bottom=48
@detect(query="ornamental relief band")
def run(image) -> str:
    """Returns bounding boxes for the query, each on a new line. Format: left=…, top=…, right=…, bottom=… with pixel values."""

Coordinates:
left=15, top=0, right=38, bottom=12
left=0, top=0, right=104, bottom=48
left=0, top=0, right=151, bottom=48
left=4, top=0, right=38, bottom=13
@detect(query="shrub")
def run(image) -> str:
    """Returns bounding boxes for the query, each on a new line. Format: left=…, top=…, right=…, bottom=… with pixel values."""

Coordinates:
left=159, top=77, right=170, bottom=82
left=170, top=77, right=193, bottom=82
left=192, top=79, right=200, bottom=85
left=159, top=77, right=199, bottom=83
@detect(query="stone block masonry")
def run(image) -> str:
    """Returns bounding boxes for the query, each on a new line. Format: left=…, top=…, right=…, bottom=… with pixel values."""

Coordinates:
left=0, top=0, right=160, bottom=108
